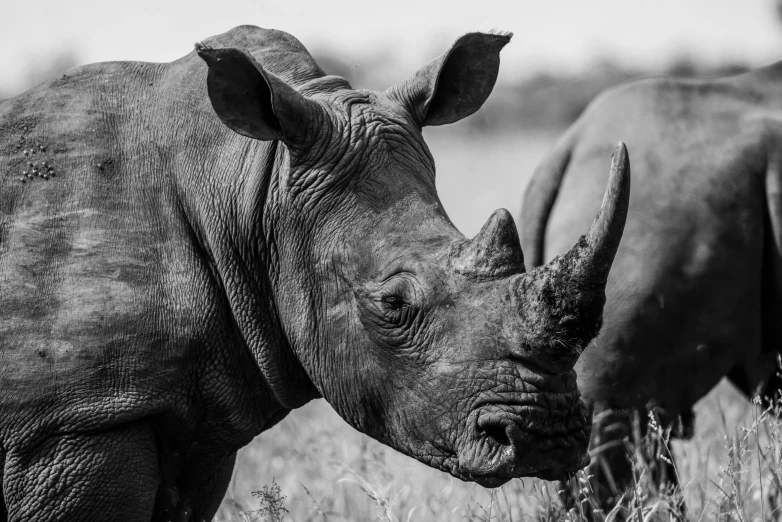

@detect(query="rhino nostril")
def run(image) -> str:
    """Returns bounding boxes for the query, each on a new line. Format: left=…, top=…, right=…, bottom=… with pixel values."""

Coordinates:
left=482, top=423, right=511, bottom=446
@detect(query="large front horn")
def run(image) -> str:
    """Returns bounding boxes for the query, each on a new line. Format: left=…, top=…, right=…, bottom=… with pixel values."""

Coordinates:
left=562, top=141, right=630, bottom=286
left=514, top=142, right=630, bottom=373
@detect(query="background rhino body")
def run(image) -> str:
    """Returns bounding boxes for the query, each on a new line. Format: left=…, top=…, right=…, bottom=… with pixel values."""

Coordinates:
left=521, top=61, right=782, bottom=507
left=0, top=25, right=631, bottom=521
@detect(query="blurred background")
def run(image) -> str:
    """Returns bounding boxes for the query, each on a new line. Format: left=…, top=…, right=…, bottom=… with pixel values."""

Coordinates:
left=4, top=1, right=782, bottom=519
left=4, top=0, right=782, bottom=235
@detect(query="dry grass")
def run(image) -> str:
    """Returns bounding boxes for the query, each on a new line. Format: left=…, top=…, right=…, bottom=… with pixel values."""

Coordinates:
left=214, top=376, right=782, bottom=522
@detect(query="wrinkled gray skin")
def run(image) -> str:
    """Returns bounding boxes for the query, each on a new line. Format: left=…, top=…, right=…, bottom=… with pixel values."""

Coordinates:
left=0, top=26, right=630, bottom=522
left=521, top=62, right=782, bottom=509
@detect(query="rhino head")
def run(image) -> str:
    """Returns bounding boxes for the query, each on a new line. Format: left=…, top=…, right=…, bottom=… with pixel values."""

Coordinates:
left=196, top=31, right=630, bottom=486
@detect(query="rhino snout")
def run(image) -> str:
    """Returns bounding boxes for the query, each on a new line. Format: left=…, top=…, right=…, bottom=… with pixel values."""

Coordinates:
left=455, top=380, right=593, bottom=485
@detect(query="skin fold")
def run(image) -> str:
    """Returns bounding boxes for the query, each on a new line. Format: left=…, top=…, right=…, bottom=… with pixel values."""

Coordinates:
left=1, top=25, right=629, bottom=521
left=521, top=61, right=782, bottom=511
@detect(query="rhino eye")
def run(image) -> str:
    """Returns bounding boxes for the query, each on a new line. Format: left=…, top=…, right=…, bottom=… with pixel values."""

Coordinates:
left=379, top=294, right=415, bottom=328
left=381, top=295, right=407, bottom=312
left=373, top=274, right=420, bottom=328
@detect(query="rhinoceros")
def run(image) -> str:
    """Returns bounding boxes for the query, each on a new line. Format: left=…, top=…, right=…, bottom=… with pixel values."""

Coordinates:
left=0, top=25, right=630, bottom=521
left=521, top=63, right=782, bottom=507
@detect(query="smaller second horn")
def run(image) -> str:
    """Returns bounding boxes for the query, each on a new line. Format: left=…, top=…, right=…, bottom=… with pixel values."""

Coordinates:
left=452, top=208, right=525, bottom=279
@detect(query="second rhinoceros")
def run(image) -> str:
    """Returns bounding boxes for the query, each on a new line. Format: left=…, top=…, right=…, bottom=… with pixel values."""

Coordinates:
left=0, top=26, right=629, bottom=521
left=520, top=63, right=782, bottom=510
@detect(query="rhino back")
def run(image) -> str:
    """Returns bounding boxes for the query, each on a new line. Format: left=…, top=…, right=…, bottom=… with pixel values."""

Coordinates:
left=0, top=55, right=233, bottom=437
left=543, top=76, right=774, bottom=409
left=547, top=75, right=770, bottom=267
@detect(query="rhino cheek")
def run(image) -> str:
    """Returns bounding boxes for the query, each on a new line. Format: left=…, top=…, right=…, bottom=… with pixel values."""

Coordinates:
left=383, top=376, right=473, bottom=468
left=319, top=323, right=471, bottom=467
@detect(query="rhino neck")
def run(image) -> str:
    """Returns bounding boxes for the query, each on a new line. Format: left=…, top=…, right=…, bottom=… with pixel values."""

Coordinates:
left=160, top=58, right=321, bottom=413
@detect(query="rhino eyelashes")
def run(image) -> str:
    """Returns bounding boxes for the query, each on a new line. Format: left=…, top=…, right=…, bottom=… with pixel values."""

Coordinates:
left=378, top=300, right=419, bottom=332
left=381, top=294, right=407, bottom=312
left=356, top=293, right=427, bottom=348
left=377, top=294, right=414, bottom=329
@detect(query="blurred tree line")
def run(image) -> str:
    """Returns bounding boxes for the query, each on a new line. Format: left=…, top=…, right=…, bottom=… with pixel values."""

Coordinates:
left=316, top=51, right=751, bottom=134
left=2, top=48, right=752, bottom=134
left=479, top=58, right=749, bottom=133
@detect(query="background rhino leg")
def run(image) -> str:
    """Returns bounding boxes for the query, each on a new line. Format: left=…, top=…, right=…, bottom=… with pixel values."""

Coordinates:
left=0, top=447, right=6, bottom=522
left=3, top=423, right=159, bottom=521
left=559, top=409, right=634, bottom=515
left=729, top=160, right=782, bottom=409
left=726, top=355, right=779, bottom=405
left=756, top=160, right=782, bottom=408
left=560, top=408, right=686, bottom=516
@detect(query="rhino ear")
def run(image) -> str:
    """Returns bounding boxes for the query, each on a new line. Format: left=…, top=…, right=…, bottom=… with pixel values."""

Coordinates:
left=385, top=32, right=511, bottom=127
left=195, top=43, right=318, bottom=142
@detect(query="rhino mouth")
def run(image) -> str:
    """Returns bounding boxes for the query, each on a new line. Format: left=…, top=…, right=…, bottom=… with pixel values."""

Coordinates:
left=475, top=404, right=590, bottom=483
left=454, top=383, right=592, bottom=486
left=466, top=453, right=590, bottom=488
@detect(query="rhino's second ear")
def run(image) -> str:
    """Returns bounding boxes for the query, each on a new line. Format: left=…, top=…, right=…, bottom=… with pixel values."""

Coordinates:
left=385, top=32, right=511, bottom=127
left=196, top=43, right=318, bottom=142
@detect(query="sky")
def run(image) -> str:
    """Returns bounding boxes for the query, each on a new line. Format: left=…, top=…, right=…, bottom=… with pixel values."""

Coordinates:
left=3, top=0, right=782, bottom=97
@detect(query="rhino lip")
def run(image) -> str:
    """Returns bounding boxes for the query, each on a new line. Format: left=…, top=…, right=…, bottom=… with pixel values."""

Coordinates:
left=467, top=452, right=590, bottom=487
